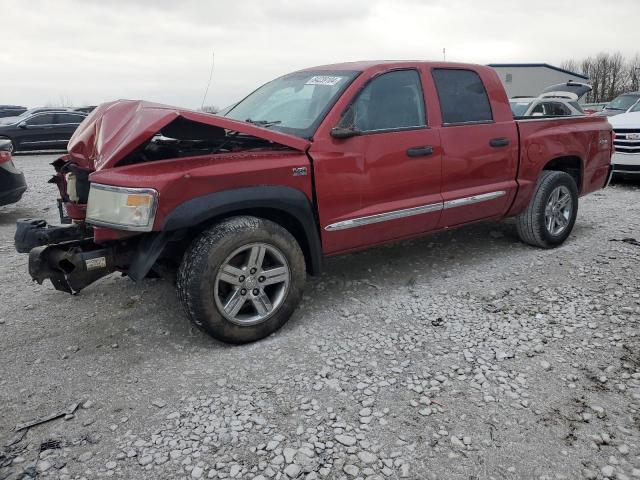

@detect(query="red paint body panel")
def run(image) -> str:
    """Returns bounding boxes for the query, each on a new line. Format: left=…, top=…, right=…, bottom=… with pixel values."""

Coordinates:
left=506, top=116, right=612, bottom=217
left=50, top=61, right=612, bottom=260
left=90, top=150, right=313, bottom=231
left=437, top=122, right=519, bottom=227
left=310, top=129, right=443, bottom=254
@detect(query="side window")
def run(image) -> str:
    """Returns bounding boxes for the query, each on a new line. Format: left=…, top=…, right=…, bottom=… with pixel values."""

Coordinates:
left=338, top=70, right=426, bottom=132
left=548, top=102, right=571, bottom=116
left=56, top=113, right=85, bottom=124
left=26, top=114, right=55, bottom=126
left=432, top=69, right=493, bottom=124
left=531, top=103, right=545, bottom=115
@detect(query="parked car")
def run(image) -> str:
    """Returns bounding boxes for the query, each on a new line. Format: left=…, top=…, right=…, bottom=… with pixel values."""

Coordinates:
left=582, top=102, right=608, bottom=115
left=510, top=97, right=585, bottom=117
left=0, top=105, right=27, bottom=118
left=0, top=110, right=87, bottom=152
left=598, top=92, right=640, bottom=117
left=74, top=106, right=97, bottom=114
left=510, top=81, right=591, bottom=117
left=0, top=107, right=76, bottom=126
left=0, top=139, right=26, bottom=206
left=608, top=100, right=640, bottom=177
left=15, top=61, right=612, bottom=344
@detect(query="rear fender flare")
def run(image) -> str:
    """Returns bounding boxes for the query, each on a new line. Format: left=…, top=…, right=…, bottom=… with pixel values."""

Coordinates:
left=161, top=186, right=322, bottom=275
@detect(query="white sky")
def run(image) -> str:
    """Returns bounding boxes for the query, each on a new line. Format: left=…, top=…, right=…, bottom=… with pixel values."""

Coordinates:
left=3, top=0, right=639, bottom=110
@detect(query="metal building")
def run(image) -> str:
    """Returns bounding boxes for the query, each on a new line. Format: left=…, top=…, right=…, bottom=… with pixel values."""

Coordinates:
left=488, top=63, right=589, bottom=98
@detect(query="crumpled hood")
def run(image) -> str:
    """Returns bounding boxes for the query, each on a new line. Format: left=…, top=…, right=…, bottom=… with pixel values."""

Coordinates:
left=67, top=100, right=310, bottom=171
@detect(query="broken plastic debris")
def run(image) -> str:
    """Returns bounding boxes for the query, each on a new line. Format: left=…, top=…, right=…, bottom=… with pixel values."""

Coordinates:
left=14, top=402, right=80, bottom=431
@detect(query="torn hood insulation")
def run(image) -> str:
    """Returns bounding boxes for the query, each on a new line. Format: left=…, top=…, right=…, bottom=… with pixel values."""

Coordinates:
left=66, top=100, right=311, bottom=171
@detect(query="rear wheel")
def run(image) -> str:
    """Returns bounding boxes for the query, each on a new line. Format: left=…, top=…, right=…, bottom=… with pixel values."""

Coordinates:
left=515, top=170, right=578, bottom=248
left=176, top=216, right=306, bottom=344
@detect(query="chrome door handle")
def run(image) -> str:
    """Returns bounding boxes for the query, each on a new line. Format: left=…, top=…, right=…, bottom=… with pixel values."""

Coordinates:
left=406, top=146, right=434, bottom=157
left=490, top=138, right=509, bottom=147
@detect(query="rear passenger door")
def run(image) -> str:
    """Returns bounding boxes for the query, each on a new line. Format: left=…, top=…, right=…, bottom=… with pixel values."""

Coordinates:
left=432, top=68, right=519, bottom=228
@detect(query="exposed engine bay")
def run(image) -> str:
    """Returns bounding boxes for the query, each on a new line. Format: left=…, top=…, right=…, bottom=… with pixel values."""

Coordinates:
left=119, top=117, right=292, bottom=166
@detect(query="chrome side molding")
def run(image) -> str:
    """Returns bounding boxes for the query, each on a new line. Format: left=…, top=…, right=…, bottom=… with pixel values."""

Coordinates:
left=443, top=190, right=506, bottom=209
left=324, top=190, right=506, bottom=231
left=324, top=202, right=442, bottom=231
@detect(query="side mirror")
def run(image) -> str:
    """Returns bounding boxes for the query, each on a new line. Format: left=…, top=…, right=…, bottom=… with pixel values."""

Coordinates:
left=330, top=126, right=362, bottom=139
left=18, top=121, right=27, bottom=129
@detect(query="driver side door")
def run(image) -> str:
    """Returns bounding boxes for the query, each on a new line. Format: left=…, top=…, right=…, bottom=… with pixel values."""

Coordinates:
left=310, top=69, right=443, bottom=254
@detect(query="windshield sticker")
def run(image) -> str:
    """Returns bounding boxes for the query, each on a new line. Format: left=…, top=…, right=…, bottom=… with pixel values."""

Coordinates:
left=306, top=75, right=344, bottom=86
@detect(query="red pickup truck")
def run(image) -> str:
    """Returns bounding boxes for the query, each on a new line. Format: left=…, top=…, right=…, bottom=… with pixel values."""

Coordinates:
left=15, top=61, right=613, bottom=344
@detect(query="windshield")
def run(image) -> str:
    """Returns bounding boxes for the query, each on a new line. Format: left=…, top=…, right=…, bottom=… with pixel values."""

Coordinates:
left=630, top=100, right=640, bottom=113
left=510, top=100, right=532, bottom=116
left=607, top=94, right=640, bottom=111
left=225, top=70, right=359, bottom=138
left=11, top=109, right=45, bottom=122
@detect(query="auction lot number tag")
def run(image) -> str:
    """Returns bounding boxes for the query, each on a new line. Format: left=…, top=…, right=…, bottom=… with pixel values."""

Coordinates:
left=306, top=76, right=343, bottom=86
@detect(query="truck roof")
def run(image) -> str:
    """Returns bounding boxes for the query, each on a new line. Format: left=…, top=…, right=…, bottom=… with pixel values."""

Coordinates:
left=297, top=60, right=492, bottom=73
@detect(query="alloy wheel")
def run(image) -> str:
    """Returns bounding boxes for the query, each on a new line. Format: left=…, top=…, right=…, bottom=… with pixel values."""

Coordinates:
left=544, top=185, right=572, bottom=236
left=214, top=243, right=290, bottom=326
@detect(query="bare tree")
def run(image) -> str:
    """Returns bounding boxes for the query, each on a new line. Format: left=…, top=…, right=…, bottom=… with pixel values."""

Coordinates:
left=44, top=95, right=74, bottom=108
left=628, top=54, right=640, bottom=92
left=562, top=52, right=640, bottom=102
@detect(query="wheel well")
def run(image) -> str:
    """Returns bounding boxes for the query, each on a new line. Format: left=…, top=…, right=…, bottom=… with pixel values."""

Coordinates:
left=543, top=156, right=582, bottom=192
left=174, top=208, right=318, bottom=275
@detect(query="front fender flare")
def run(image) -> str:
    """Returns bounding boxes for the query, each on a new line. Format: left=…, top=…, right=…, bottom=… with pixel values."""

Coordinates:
left=162, top=186, right=322, bottom=275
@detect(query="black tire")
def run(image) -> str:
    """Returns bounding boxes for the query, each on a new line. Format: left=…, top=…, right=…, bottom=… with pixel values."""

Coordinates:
left=515, top=170, right=579, bottom=248
left=176, top=216, right=306, bottom=344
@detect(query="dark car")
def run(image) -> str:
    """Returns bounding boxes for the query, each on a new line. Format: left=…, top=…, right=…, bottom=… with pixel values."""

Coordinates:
left=0, top=140, right=26, bottom=206
left=0, top=110, right=86, bottom=152
left=74, top=106, right=97, bottom=114
left=0, top=107, right=77, bottom=126
left=598, top=92, right=640, bottom=117
left=0, top=105, right=27, bottom=118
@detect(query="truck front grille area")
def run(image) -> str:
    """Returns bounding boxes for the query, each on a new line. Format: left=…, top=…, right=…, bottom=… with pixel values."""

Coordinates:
left=613, top=129, right=640, bottom=154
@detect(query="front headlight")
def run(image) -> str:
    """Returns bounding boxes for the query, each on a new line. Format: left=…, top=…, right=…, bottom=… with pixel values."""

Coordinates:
left=86, top=183, right=158, bottom=231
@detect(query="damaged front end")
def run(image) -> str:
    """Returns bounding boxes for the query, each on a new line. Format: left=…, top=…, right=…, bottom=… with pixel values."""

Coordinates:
left=15, top=217, right=168, bottom=294
left=27, top=236, right=133, bottom=294
left=15, top=99, right=310, bottom=294
left=15, top=218, right=134, bottom=294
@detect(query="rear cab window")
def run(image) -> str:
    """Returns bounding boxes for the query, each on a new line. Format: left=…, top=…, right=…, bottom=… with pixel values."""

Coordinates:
left=432, top=69, right=493, bottom=125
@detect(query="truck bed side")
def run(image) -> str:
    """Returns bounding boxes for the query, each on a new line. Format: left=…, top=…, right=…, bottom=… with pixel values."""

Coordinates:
left=507, top=116, right=612, bottom=217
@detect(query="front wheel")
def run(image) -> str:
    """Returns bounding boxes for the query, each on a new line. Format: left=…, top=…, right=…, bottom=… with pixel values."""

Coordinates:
left=515, top=170, right=579, bottom=248
left=176, top=216, right=306, bottom=344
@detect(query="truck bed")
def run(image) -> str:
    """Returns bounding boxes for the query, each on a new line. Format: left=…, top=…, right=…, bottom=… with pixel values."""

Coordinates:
left=508, top=115, right=612, bottom=216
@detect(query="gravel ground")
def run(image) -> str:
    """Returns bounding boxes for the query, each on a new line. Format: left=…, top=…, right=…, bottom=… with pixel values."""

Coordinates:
left=1, top=153, right=640, bottom=480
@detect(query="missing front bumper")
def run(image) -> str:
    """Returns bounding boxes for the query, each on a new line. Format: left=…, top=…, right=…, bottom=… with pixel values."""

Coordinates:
left=28, top=241, right=131, bottom=294
left=15, top=218, right=133, bottom=294
left=16, top=218, right=174, bottom=294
